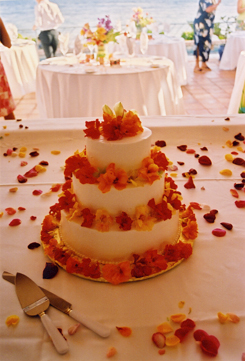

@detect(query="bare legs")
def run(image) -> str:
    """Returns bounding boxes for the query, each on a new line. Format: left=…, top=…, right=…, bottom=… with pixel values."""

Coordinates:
left=194, top=47, right=211, bottom=72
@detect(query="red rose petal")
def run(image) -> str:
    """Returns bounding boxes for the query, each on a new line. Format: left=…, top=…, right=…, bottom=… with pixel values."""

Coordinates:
left=24, top=167, right=38, bottom=178
left=5, top=207, right=16, bottom=215
left=17, top=174, right=27, bottom=183
left=200, top=335, right=220, bottom=357
left=28, top=242, right=40, bottom=249
left=43, top=262, right=59, bottom=279
left=230, top=189, right=239, bottom=198
left=212, top=228, right=226, bottom=237
left=30, top=216, right=37, bottom=221
left=9, top=219, right=21, bottom=226
left=177, top=145, right=187, bottom=151
left=203, top=212, right=216, bottom=223
left=152, top=332, right=166, bottom=349
left=18, top=207, right=26, bottom=211
left=220, top=222, right=233, bottom=230
left=198, top=155, right=212, bottom=166
left=51, top=184, right=62, bottom=192
left=32, top=189, right=43, bottom=196
left=186, top=149, right=196, bottom=154
left=235, top=200, right=245, bottom=208
left=190, top=202, right=202, bottom=210
left=184, top=176, right=196, bottom=189
left=174, top=327, right=190, bottom=342
left=193, top=329, right=209, bottom=342
left=181, top=318, right=196, bottom=329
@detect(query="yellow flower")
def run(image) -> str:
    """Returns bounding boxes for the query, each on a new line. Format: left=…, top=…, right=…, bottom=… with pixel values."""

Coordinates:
left=134, top=205, right=155, bottom=231
left=95, top=209, right=113, bottom=232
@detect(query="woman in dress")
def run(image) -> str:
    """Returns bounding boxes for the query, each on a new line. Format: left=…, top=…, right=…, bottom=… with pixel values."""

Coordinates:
left=193, top=0, right=221, bottom=72
left=0, top=18, right=15, bottom=119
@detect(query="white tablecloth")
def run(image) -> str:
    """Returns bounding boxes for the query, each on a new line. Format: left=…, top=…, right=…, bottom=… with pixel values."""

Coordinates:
left=0, top=39, right=39, bottom=98
left=0, top=115, right=245, bottom=361
left=36, top=56, right=184, bottom=118
left=220, top=31, right=245, bottom=70
left=135, top=36, right=188, bottom=86
left=228, top=51, right=245, bottom=114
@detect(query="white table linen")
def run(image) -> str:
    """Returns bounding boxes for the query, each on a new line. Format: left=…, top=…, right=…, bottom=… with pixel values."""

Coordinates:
left=36, top=56, right=184, bottom=118
left=135, top=35, right=188, bottom=86
left=0, top=115, right=245, bottom=361
left=228, top=51, right=245, bottom=114
left=219, top=31, right=245, bottom=70
left=0, top=39, right=39, bottom=98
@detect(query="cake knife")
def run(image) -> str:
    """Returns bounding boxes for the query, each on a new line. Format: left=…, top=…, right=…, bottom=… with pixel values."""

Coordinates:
left=2, top=271, right=111, bottom=338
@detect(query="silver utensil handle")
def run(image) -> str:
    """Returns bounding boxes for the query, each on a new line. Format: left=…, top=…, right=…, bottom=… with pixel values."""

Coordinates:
left=69, top=309, right=111, bottom=338
left=40, top=313, right=69, bottom=354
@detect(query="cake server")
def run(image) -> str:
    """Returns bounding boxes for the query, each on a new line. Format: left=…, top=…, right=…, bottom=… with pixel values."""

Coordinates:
left=3, top=271, right=111, bottom=338
left=15, top=272, right=69, bottom=354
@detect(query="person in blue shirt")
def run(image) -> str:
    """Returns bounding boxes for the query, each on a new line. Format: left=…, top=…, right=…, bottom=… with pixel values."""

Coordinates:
left=193, top=0, right=221, bottom=72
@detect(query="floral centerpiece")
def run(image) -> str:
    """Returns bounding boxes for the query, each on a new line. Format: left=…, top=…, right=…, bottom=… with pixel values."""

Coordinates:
left=81, top=16, right=120, bottom=63
left=131, top=7, right=154, bottom=38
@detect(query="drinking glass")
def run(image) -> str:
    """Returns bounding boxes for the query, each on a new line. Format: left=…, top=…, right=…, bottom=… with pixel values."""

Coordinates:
left=140, top=31, right=149, bottom=56
left=59, top=33, right=70, bottom=56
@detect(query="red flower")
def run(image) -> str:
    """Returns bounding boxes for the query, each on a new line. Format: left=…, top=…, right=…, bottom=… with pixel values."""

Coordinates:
left=151, top=150, right=169, bottom=171
left=148, top=198, right=172, bottom=221
left=81, top=208, right=95, bottom=228
left=83, top=119, right=101, bottom=139
left=116, top=212, right=133, bottom=230
left=64, top=154, right=97, bottom=184
left=58, top=190, right=76, bottom=212
left=102, top=261, right=131, bottom=284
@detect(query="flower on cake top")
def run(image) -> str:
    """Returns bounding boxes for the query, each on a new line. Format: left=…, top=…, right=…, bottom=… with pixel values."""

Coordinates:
left=84, top=102, right=144, bottom=141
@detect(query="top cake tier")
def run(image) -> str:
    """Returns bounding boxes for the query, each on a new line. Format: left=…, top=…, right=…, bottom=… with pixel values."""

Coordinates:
left=86, top=127, right=152, bottom=172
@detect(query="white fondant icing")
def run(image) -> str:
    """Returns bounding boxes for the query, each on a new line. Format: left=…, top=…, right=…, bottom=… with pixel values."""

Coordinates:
left=60, top=210, right=180, bottom=262
left=86, top=127, right=152, bottom=172
left=73, top=175, right=165, bottom=216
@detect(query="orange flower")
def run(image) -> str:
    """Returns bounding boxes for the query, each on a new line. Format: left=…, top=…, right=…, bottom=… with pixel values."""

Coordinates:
left=97, top=163, right=128, bottom=193
left=138, top=157, right=160, bottom=184
left=182, top=219, right=198, bottom=240
left=83, top=119, right=101, bottom=139
left=95, top=209, right=113, bottom=231
left=151, top=146, right=169, bottom=171
left=120, top=110, right=143, bottom=137
left=134, top=205, right=155, bottom=230
left=102, top=261, right=131, bottom=284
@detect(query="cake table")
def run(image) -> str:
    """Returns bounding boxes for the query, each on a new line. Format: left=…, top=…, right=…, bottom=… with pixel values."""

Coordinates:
left=0, top=115, right=244, bottom=361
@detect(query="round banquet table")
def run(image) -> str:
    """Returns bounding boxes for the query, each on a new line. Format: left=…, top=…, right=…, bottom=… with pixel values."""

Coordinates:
left=227, top=50, right=245, bottom=114
left=0, top=39, right=39, bottom=99
left=219, top=31, right=245, bottom=70
left=36, top=55, right=184, bottom=118
left=135, top=35, right=188, bottom=86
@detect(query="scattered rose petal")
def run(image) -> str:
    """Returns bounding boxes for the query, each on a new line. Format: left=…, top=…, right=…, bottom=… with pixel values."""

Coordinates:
left=222, top=127, right=229, bottom=132
left=186, top=149, right=196, bottom=154
left=18, top=207, right=26, bottom=211
left=203, top=212, right=216, bottom=223
left=158, top=349, right=166, bottom=355
left=178, top=301, right=185, bottom=308
left=231, top=151, right=239, bottom=155
left=177, top=145, right=187, bottom=151
left=5, top=315, right=20, bottom=327
left=212, top=228, right=226, bottom=237
left=233, top=157, right=245, bottom=166
left=152, top=332, right=166, bottom=348
left=180, top=318, right=196, bottom=329
left=28, top=242, right=40, bottom=249
left=184, top=176, right=195, bottom=189
left=39, top=160, right=49, bottom=166
left=17, top=174, right=27, bottom=183
left=235, top=132, right=245, bottom=141
left=170, top=172, right=177, bottom=177
left=9, top=219, right=21, bottom=226
left=32, top=189, right=43, bottom=196
left=219, top=169, right=232, bottom=176
left=68, top=323, right=80, bottom=335
left=18, top=152, right=26, bottom=158
left=190, top=202, right=202, bottom=210
left=155, top=140, right=166, bottom=147
left=217, top=312, right=228, bottom=323
left=193, top=329, right=208, bottom=341
left=157, top=322, right=173, bottom=334
left=200, top=146, right=208, bottom=151
left=230, top=189, right=239, bottom=198
left=177, top=161, right=185, bottom=166
left=241, top=171, right=245, bottom=178
left=43, top=262, right=59, bottom=279
left=201, top=334, right=220, bottom=357
left=51, top=150, right=61, bottom=155
left=9, top=187, right=18, bottom=193
left=51, top=184, right=62, bottom=192
left=24, top=167, right=38, bottom=178
left=235, top=200, right=245, bottom=208
left=170, top=314, right=186, bottom=323
left=227, top=313, right=240, bottom=323
left=30, top=216, right=37, bottom=221
left=220, top=222, right=233, bottom=230
left=5, top=207, right=16, bottom=215
left=198, top=155, right=212, bottom=166
left=106, top=347, right=117, bottom=358
left=19, top=146, right=27, bottom=152
left=234, top=183, right=244, bottom=190
left=167, top=164, right=178, bottom=171
left=20, top=161, right=28, bottom=166
left=174, top=327, right=190, bottom=342
left=165, top=335, right=180, bottom=346
left=0, top=212, right=3, bottom=217
left=225, top=154, right=233, bottom=162
left=6, top=148, right=13, bottom=155
left=29, top=151, right=39, bottom=157
left=34, top=164, right=46, bottom=173
left=116, top=326, right=132, bottom=337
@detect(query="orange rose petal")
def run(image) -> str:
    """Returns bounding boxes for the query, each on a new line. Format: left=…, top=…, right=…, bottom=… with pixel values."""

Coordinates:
left=158, top=349, right=166, bottom=355
left=217, top=312, right=228, bottom=324
left=219, top=169, right=232, bottom=176
left=178, top=301, right=185, bottom=308
left=227, top=313, right=240, bottom=323
left=230, top=189, right=239, bottom=198
left=165, top=335, right=180, bottom=346
left=225, top=154, right=234, bottom=162
left=107, top=346, right=117, bottom=358
left=116, top=326, right=132, bottom=337
left=170, top=313, right=186, bottom=323
left=157, top=322, right=173, bottom=334
left=5, top=315, right=20, bottom=326
left=51, top=150, right=61, bottom=155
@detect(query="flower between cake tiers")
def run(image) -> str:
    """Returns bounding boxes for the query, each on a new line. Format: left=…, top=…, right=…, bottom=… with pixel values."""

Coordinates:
left=40, top=102, right=198, bottom=284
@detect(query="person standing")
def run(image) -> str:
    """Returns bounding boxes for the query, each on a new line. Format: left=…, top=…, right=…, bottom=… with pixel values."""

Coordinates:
left=193, top=0, right=221, bottom=72
left=0, top=17, right=16, bottom=120
left=33, top=0, right=64, bottom=58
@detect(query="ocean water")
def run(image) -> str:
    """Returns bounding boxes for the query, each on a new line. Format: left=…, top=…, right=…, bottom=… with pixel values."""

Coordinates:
left=0, top=0, right=237, bottom=37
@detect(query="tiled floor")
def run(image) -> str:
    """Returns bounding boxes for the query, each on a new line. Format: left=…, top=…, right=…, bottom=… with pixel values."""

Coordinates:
left=6, top=55, right=237, bottom=120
